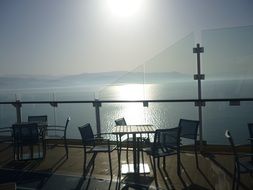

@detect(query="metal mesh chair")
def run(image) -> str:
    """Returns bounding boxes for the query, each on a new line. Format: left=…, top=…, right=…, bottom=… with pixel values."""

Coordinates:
left=78, top=123, right=116, bottom=180
left=115, top=118, right=149, bottom=165
left=28, top=115, right=47, bottom=124
left=225, top=130, right=253, bottom=190
left=115, top=118, right=131, bottom=162
left=45, top=117, right=70, bottom=159
left=248, top=123, right=253, bottom=161
left=12, top=123, right=44, bottom=160
left=144, top=127, right=180, bottom=185
left=0, top=127, right=13, bottom=144
left=178, top=119, right=200, bottom=169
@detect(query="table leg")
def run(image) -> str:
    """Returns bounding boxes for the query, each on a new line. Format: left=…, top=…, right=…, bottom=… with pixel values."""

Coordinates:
left=132, top=133, right=138, bottom=174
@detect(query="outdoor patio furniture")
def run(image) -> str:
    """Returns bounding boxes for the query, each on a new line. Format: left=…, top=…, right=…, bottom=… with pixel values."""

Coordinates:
left=12, top=123, right=45, bottom=160
left=45, top=117, right=70, bottom=159
left=0, top=182, right=16, bottom=190
left=143, top=127, right=180, bottom=185
left=28, top=115, right=48, bottom=137
left=78, top=123, right=116, bottom=180
left=115, top=118, right=150, bottom=165
left=115, top=118, right=132, bottom=163
left=28, top=115, right=47, bottom=124
left=0, top=127, right=13, bottom=144
left=178, top=119, right=200, bottom=170
left=248, top=123, right=253, bottom=161
left=113, top=124, right=154, bottom=175
left=225, top=130, right=253, bottom=190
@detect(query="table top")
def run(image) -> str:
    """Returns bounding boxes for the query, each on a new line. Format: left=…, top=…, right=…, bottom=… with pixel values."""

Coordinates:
left=112, top=124, right=155, bottom=134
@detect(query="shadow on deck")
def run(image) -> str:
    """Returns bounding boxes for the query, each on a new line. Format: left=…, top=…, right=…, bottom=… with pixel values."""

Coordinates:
left=0, top=143, right=252, bottom=190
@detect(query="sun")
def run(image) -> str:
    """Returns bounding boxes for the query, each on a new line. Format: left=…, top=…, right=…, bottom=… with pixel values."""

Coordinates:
left=106, top=0, right=144, bottom=19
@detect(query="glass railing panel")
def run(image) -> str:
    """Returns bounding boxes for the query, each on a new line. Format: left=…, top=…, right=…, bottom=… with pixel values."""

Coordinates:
left=0, top=91, right=18, bottom=102
left=21, top=104, right=55, bottom=123
left=100, top=102, right=146, bottom=130
left=0, top=104, right=17, bottom=128
left=99, top=65, right=145, bottom=100
left=52, top=103, right=96, bottom=139
left=14, top=90, right=54, bottom=102
left=144, top=33, right=197, bottom=100
left=147, top=102, right=198, bottom=129
left=53, top=89, right=96, bottom=101
left=22, top=102, right=95, bottom=139
left=202, top=25, right=253, bottom=99
left=100, top=102, right=150, bottom=141
left=15, top=90, right=96, bottom=102
left=203, top=101, right=253, bottom=145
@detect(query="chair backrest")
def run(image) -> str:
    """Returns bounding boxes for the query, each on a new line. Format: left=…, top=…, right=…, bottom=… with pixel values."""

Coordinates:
left=154, top=127, right=180, bottom=148
left=179, top=119, right=199, bottom=140
left=64, top=117, right=71, bottom=136
left=248, top=123, right=253, bottom=139
left=115, top=118, right=127, bottom=126
left=225, top=130, right=239, bottom=164
left=12, top=123, right=39, bottom=145
left=78, top=123, right=95, bottom=146
left=248, top=123, right=253, bottom=151
left=28, top=115, right=47, bottom=124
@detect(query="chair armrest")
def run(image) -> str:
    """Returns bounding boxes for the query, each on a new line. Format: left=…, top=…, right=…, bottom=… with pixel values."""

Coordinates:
left=235, top=144, right=249, bottom=148
left=46, top=125, right=65, bottom=132
left=94, top=133, right=116, bottom=140
left=0, top=127, right=12, bottom=133
left=95, top=132, right=116, bottom=136
left=238, top=153, right=253, bottom=158
left=0, top=127, right=13, bottom=138
left=47, top=125, right=65, bottom=129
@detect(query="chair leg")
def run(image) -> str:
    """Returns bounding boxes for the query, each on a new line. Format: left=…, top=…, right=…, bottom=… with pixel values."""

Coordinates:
left=43, top=140, right=47, bottom=158
left=117, top=136, right=122, bottom=173
left=83, top=151, right=87, bottom=179
left=236, top=170, right=240, bottom=190
left=194, top=142, right=199, bottom=169
left=64, top=138, right=68, bottom=159
left=232, top=166, right=236, bottom=190
left=153, top=157, right=158, bottom=188
left=108, top=151, right=113, bottom=179
left=13, top=146, right=16, bottom=160
left=163, top=156, right=166, bottom=169
left=149, top=155, right=153, bottom=171
left=126, top=140, right=129, bottom=164
left=141, top=148, right=145, bottom=174
left=21, top=145, right=23, bottom=160
left=177, top=150, right=181, bottom=176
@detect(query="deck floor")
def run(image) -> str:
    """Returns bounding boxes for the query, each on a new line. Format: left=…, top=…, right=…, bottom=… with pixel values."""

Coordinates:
left=0, top=143, right=252, bottom=190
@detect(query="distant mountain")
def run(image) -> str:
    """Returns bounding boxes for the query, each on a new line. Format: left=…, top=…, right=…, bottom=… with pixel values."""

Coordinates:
left=0, top=71, right=191, bottom=90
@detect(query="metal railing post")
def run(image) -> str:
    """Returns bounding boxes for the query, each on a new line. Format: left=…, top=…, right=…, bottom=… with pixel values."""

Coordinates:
left=93, top=99, right=102, bottom=136
left=193, top=43, right=204, bottom=150
left=12, top=100, right=22, bottom=123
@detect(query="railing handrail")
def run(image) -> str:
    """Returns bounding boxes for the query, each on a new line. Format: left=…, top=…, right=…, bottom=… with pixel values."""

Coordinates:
left=1, top=97, right=253, bottom=105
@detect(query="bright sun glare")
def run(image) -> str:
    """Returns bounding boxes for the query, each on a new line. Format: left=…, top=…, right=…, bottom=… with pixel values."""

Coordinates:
left=106, top=0, right=144, bottom=19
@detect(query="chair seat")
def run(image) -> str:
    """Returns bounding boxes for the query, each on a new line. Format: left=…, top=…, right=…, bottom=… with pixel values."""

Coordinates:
left=45, top=135, right=64, bottom=140
left=239, top=160, right=253, bottom=173
left=120, top=135, right=146, bottom=141
left=144, top=146, right=177, bottom=157
left=0, top=136, right=13, bottom=143
left=88, top=145, right=116, bottom=153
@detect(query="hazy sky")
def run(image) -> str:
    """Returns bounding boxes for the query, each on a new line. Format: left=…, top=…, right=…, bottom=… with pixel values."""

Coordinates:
left=0, top=0, right=253, bottom=76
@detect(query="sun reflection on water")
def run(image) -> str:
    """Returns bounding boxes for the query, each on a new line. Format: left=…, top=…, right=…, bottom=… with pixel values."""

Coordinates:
left=117, top=84, right=145, bottom=100
left=116, top=84, right=148, bottom=124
